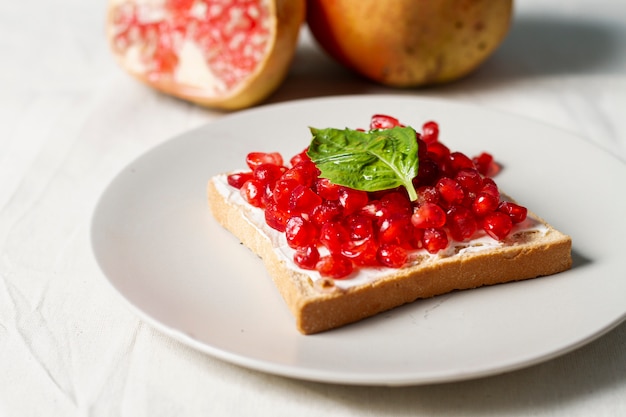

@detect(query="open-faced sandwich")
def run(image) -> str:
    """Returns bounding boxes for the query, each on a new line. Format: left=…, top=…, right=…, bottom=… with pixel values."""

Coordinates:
left=207, top=114, right=572, bottom=334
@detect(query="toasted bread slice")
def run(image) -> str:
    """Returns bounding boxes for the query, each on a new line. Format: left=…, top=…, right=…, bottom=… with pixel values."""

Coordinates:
left=208, top=175, right=572, bottom=335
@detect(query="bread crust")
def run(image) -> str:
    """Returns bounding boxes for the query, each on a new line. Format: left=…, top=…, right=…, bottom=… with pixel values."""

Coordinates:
left=207, top=178, right=572, bottom=334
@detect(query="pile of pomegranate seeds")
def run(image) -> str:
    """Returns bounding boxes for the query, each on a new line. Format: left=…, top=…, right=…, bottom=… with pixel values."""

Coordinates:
left=227, top=115, right=527, bottom=279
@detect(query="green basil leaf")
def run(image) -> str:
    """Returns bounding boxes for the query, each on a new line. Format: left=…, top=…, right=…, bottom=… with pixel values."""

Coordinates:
left=307, top=126, right=419, bottom=201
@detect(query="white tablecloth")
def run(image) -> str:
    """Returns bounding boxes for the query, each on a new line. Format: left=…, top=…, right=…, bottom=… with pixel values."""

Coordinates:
left=2, top=1, right=625, bottom=415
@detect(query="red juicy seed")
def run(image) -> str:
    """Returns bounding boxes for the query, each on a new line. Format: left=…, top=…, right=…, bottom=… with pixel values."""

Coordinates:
left=498, top=201, right=528, bottom=224
left=293, top=245, right=320, bottom=270
left=253, top=163, right=285, bottom=186
left=378, top=214, right=412, bottom=246
left=482, top=211, right=513, bottom=241
left=281, top=160, right=320, bottom=187
left=227, top=171, right=254, bottom=189
left=315, top=177, right=341, bottom=200
left=446, top=205, right=478, bottom=241
left=345, top=214, right=374, bottom=240
left=240, top=179, right=265, bottom=208
left=422, top=228, right=449, bottom=254
left=416, top=137, right=428, bottom=160
left=311, top=200, right=342, bottom=225
left=285, top=216, right=319, bottom=249
left=272, top=178, right=300, bottom=210
left=165, top=0, right=194, bottom=13
left=360, top=200, right=385, bottom=221
left=290, top=149, right=311, bottom=167
left=449, top=152, right=475, bottom=173
left=421, top=121, right=440, bottom=144
left=319, top=221, right=350, bottom=253
left=261, top=182, right=274, bottom=206
left=414, top=158, right=440, bottom=187
left=426, top=142, right=451, bottom=162
left=436, top=178, right=465, bottom=205
left=480, top=178, right=500, bottom=199
left=370, top=114, right=403, bottom=130
left=411, top=203, right=446, bottom=229
left=472, top=192, right=500, bottom=216
left=316, top=254, right=354, bottom=279
left=381, top=191, right=413, bottom=216
left=416, top=186, right=440, bottom=205
left=377, top=243, right=408, bottom=268
left=341, top=238, right=379, bottom=266
left=338, top=187, right=369, bottom=215
left=264, top=200, right=289, bottom=232
left=473, top=152, right=494, bottom=176
left=246, top=152, right=283, bottom=170
left=455, top=168, right=483, bottom=193
left=289, top=185, right=323, bottom=216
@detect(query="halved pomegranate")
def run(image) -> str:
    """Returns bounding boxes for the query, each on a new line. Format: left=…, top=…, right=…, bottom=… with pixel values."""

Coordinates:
left=106, top=0, right=305, bottom=109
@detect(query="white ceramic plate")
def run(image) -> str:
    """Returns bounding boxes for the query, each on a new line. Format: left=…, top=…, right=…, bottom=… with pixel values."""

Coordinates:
left=91, top=95, right=626, bottom=386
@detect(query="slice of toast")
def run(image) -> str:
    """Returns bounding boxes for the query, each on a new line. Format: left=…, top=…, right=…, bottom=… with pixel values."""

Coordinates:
left=207, top=175, right=572, bottom=335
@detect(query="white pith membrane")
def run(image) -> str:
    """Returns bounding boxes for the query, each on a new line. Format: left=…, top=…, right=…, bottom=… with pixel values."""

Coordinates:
left=108, top=0, right=272, bottom=95
left=211, top=174, right=549, bottom=292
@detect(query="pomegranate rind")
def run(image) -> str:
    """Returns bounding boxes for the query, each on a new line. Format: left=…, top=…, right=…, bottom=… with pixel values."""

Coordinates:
left=306, top=0, right=513, bottom=87
left=106, top=0, right=305, bottom=110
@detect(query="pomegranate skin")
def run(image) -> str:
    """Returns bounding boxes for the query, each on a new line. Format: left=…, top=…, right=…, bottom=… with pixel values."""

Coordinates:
left=106, top=0, right=305, bottom=110
left=307, top=0, right=513, bottom=87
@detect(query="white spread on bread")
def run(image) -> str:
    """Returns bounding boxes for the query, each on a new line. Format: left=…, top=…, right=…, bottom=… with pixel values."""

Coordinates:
left=212, top=174, right=549, bottom=291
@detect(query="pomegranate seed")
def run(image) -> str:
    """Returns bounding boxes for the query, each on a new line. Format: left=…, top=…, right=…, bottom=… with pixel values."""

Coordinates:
left=227, top=171, right=254, bottom=189
left=290, top=149, right=311, bottom=167
left=378, top=214, right=412, bottom=246
left=264, top=200, right=289, bottom=232
left=482, top=211, right=513, bottom=241
left=316, top=254, right=354, bottom=279
left=341, top=238, right=379, bottom=266
left=473, top=152, right=494, bottom=176
left=422, top=228, right=449, bottom=254
left=416, top=137, right=428, bottom=160
left=246, top=152, right=283, bottom=170
left=293, top=245, right=320, bottom=270
left=319, top=221, right=350, bottom=253
left=315, top=177, right=341, bottom=200
left=411, top=203, right=446, bottom=229
left=380, top=191, right=413, bottom=215
left=281, top=160, right=320, bottom=187
left=240, top=179, right=265, bottom=208
left=311, top=200, right=342, bottom=225
left=498, top=201, right=527, bottom=224
left=345, top=214, right=374, bottom=240
left=427, top=142, right=450, bottom=162
left=480, top=178, right=500, bottom=199
left=377, top=243, right=408, bottom=268
left=338, top=187, right=369, bottom=215
left=414, top=158, right=440, bottom=187
left=436, top=177, right=465, bottom=205
left=253, top=163, right=285, bottom=186
left=370, top=114, right=402, bottom=130
left=455, top=168, right=483, bottom=193
left=421, top=121, right=439, bottom=144
left=447, top=205, right=478, bottom=241
left=472, top=192, right=500, bottom=216
left=449, top=152, right=475, bottom=173
left=272, top=178, right=300, bottom=210
left=285, top=216, right=318, bottom=249
left=289, top=184, right=322, bottom=215
left=416, top=185, right=440, bottom=205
